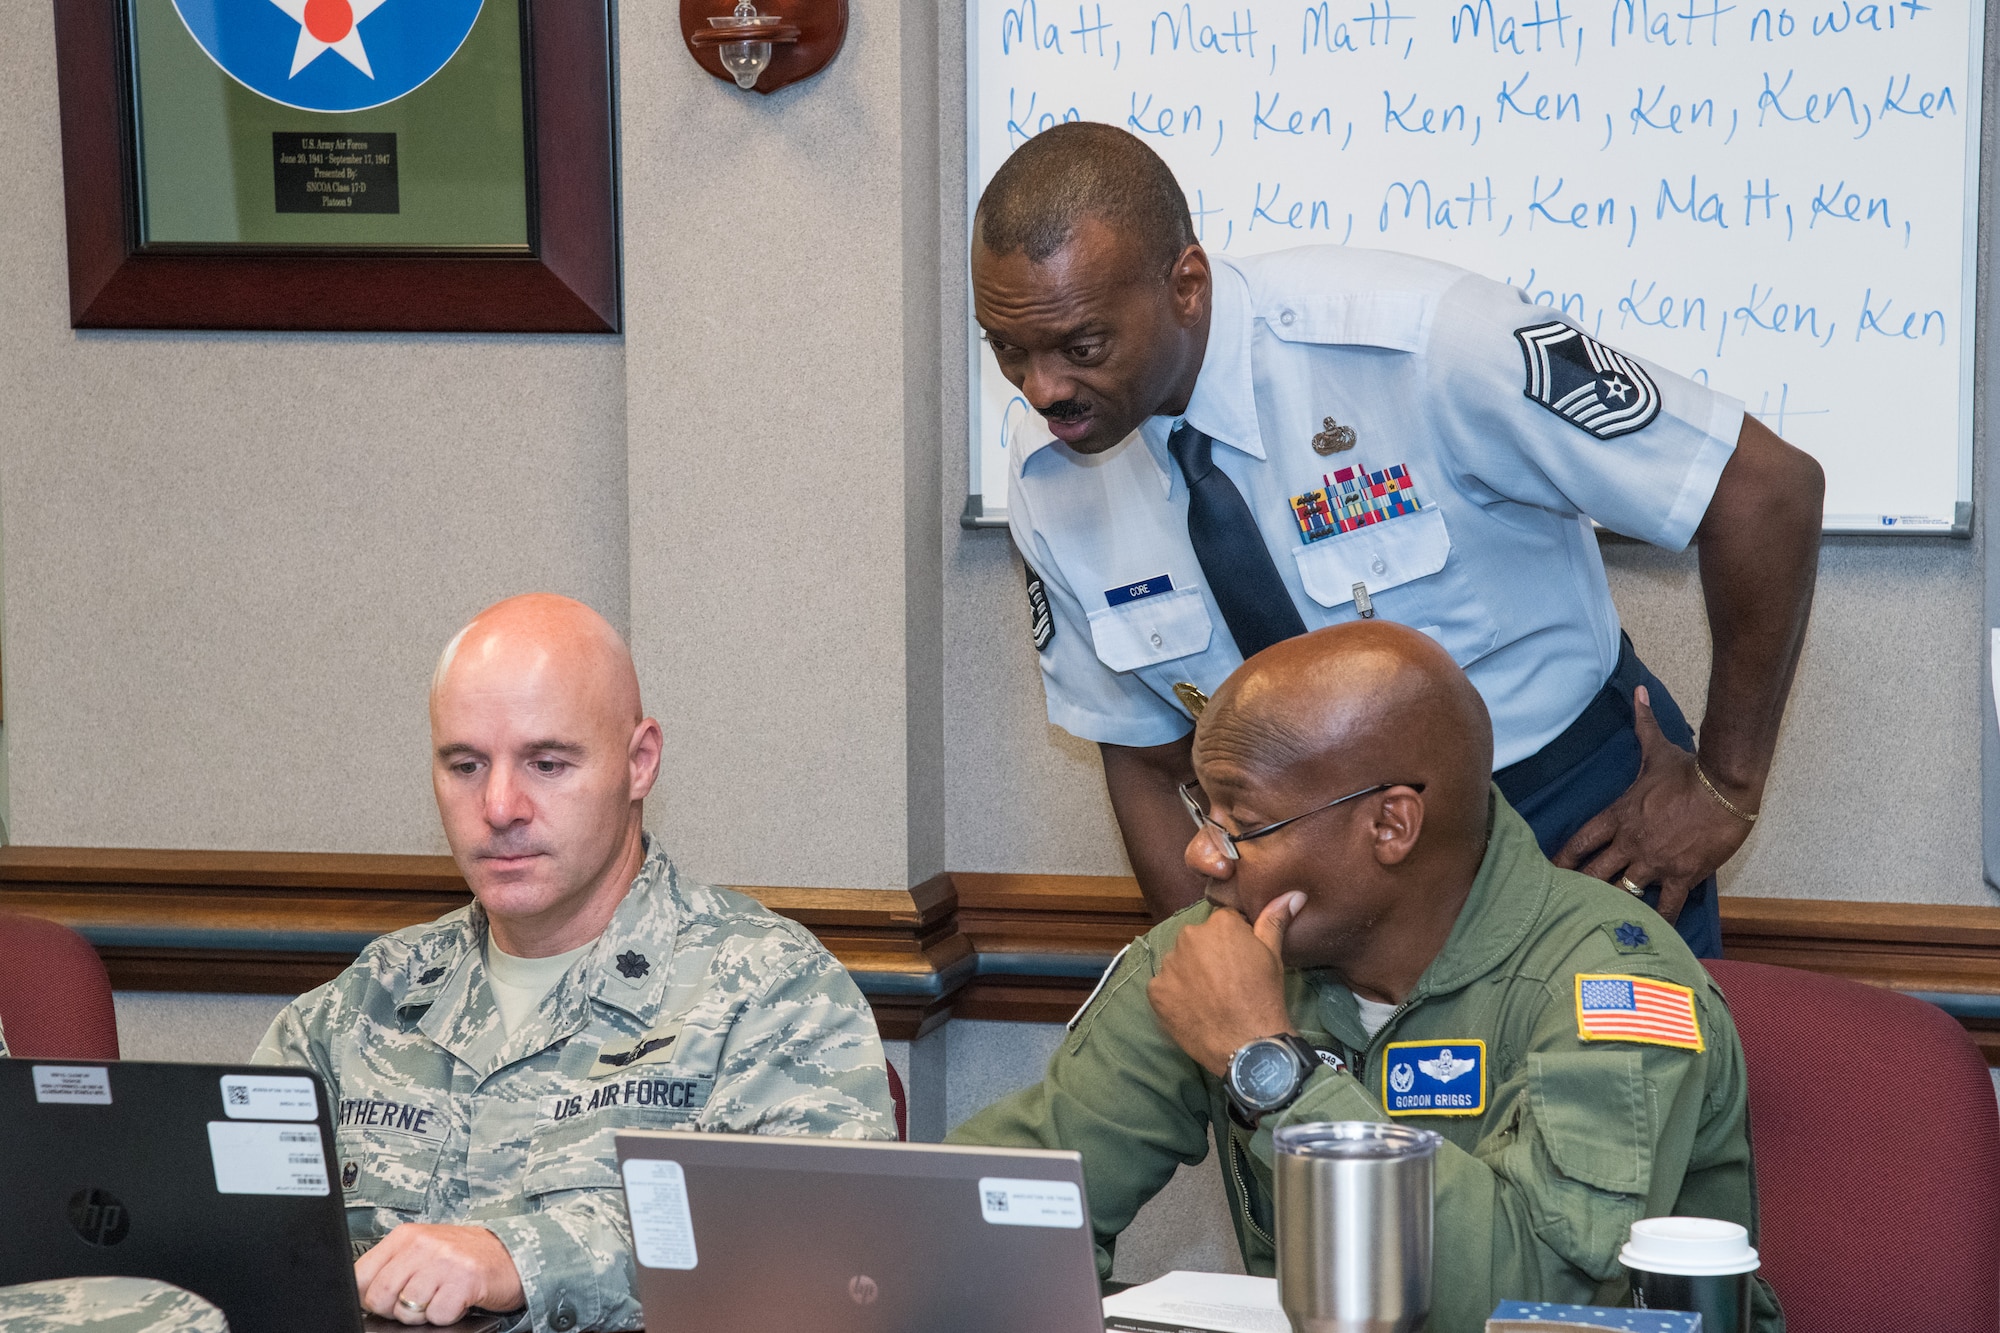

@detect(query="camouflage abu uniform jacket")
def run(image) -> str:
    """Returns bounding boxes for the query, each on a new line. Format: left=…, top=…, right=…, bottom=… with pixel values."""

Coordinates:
left=951, top=794, right=1782, bottom=1333
left=254, top=836, right=894, bottom=1333
left=0, top=1278, right=229, bottom=1333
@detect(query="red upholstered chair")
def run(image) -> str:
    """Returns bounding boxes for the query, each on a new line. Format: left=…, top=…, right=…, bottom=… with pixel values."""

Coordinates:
left=1704, top=959, right=2000, bottom=1332
left=0, top=912, right=119, bottom=1059
left=885, top=1058, right=908, bottom=1142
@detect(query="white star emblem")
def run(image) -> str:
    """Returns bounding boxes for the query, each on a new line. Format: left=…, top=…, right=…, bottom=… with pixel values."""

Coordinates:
left=1599, top=374, right=1633, bottom=404
left=269, top=0, right=392, bottom=79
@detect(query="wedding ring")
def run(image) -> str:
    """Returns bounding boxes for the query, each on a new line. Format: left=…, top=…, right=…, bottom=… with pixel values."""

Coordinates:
left=397, top=1298, right=429, bottom=1315
left=1618, top=876, right=1644, bottom=896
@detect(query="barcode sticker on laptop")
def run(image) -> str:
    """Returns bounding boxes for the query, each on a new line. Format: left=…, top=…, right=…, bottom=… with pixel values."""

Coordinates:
left=622, top=1158, right=699, bottom=1270
left=977, top=1177, right=1084, bottom=1228
left=206, top=1121, right=330, bottom=1195
left=219, top=1074, right=318, bottom=1121
left=32, top=1065, right=111, bottom=1105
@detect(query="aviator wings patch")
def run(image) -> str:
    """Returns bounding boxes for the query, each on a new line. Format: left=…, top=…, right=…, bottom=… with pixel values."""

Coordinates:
left=1516, top=322, right=1661, bottom=440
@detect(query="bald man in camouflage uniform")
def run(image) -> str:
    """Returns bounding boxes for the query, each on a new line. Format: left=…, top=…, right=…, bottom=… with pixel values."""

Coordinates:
left=254, top=595, right=893, bottom=1333
left=0, top=1278, right=229, bottom=1333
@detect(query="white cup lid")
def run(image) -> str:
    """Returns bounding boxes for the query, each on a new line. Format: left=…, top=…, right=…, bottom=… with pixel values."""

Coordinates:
left=1619, top=1216, right=1760, bottom=1276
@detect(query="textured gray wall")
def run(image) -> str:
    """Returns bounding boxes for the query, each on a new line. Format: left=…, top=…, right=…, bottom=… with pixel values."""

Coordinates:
left=617, top=0, right=946, bottom=891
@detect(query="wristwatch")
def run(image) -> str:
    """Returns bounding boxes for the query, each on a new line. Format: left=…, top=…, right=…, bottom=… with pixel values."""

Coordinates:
left=1225, top=1033, right=1345, bottom=1126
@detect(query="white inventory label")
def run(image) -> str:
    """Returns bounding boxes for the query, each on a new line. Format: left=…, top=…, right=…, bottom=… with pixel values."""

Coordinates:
left=622, top=1159, right=698, bottom=1270
left=33, top=1065, right=111, bottom=1105
left=207, top=1121, right=331, bottom=1196
left=978, top=1176, right=1084, bottom=1228
left=219, top=1074, right=318, bottom=1121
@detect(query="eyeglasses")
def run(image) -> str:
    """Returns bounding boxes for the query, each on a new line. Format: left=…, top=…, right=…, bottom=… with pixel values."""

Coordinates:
left=1178, top=779, right=1424, bottom=861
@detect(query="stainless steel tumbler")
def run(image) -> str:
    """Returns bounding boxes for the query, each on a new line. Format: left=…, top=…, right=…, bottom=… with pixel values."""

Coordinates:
left=1273, top=1121, right=1441, bottom=1333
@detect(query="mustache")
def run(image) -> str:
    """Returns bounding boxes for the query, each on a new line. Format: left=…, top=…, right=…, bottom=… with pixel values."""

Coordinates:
left=1039, top=399, right=1091, bottom=423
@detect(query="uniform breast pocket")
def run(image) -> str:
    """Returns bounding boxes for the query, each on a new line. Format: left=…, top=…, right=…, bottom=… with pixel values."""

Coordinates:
left=1291, top=508, right=1498, bottom=665
left=1085, top=587, right=1213, bottom=672
left=334, top=1128, right=444, bottom=1215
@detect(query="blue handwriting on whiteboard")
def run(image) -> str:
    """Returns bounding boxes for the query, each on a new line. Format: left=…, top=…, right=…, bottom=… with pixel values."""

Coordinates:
left=1856, top=290, right=1945, bottom=344
left=1808, top=180, right=1893, bottom=229
left=1722, top=284, right=1833, bottom=356
left=1004, top=89, right=1080, bottom=146
left=1497, top=73, right=1582, bottom=123
left=1619, top=279, right=1709, bottom=333
left=1607, top=0, right=1737, bottom=47
left=1299, top=3, right=1359, bottom=52
left=1251, top=182, right=1336, bottom=230
left=1000, top=0, right=1064, bottom=53
left=1757, top=70, right=1872, bottom=138
left=1384, top=91, right=1478, bottom=139
left=1657, top=176, right=1730, bottom=228
left=1150, top=4, right=1259, bottom=54
left=1629, top=86, right=1715, bottom=134
left=1257, top=92, right=1337, bottom=137
left=1379, top=178, right=1499, bottom=232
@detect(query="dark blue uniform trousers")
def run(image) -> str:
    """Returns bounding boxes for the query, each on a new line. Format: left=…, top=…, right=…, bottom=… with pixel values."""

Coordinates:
left=1496, top=637, right=1723, bottom=960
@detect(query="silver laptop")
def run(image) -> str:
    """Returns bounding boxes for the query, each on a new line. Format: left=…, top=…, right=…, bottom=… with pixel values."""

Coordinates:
left=615, top=1130, right=1104, bottom=1332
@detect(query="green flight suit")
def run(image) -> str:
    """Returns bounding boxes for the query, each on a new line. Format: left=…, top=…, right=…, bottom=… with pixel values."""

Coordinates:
left=950, top=793, right=1782, bottom=1333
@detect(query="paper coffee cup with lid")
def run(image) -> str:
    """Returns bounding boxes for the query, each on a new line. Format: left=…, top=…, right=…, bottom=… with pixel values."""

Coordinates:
left=1621, top=1217, right=1759, bottom=1333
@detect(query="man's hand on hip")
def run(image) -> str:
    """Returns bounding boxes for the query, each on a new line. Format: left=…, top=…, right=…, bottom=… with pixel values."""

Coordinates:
left=1148, top=893, right=1303, bottom=1077
left=355, top=1222, right=524, bottom=1326
left=1552, top=686, right=1756, bottom=923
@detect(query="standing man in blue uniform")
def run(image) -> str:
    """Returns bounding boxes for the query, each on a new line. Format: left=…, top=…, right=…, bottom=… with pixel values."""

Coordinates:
left=978, top=123, right=1824, bottom=956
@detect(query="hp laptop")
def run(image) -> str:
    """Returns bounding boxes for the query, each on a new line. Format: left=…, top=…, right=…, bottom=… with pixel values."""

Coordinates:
left=616, top=1129, right=1105, bottom=1333
left=0, top=1060, right=500, bottom=1333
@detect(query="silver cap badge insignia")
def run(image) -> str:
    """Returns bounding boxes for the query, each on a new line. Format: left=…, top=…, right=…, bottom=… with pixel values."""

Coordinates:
left=1311, top=418, right=1356, bottom=455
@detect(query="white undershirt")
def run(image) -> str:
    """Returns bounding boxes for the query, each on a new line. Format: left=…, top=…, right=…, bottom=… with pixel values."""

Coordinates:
left=484, top=939, right=594, bottom=1036
left=1353, top=993, right=1399, bottom=1041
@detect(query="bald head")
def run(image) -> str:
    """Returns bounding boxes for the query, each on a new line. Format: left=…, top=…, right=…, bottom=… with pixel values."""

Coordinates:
left=429, top=594, right=662, bottom=956
left=432, top=593, right=640, bottom=725
left=976, top=123, right=1195, bottom=277
left=1196, top=622, right=1493, bottom=849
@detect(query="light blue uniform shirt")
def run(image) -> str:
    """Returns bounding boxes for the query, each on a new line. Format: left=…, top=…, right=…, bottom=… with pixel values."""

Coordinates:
left=1007, top=246, right=1742, bottom=768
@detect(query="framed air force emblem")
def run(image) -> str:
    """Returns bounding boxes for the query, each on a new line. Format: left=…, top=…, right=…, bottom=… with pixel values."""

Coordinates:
left=1515, top=322, right=1661, bottom=440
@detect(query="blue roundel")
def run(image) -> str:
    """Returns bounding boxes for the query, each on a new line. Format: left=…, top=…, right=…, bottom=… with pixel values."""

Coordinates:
left=170, top=0, right=486, bottom=114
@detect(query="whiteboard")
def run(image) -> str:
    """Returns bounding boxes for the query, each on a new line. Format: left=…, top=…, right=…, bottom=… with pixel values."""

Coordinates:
left=965, top=0, right=1982, bottom=534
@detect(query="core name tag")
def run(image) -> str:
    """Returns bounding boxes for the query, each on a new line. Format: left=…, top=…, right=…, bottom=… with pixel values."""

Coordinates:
left=1381, top=1041, right=1486, bottom=1117
left=1104, top=573, right=1175, bottom=606
left=978, top=1177, right=1085, bottom=1228
left=207, top=1121, right=331, bottom=1196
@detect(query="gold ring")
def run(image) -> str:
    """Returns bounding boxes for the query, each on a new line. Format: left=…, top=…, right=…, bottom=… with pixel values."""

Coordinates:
left=1618, top=876, right=1644, bottom=896
left=397, top=1298, right=428, bottom=1315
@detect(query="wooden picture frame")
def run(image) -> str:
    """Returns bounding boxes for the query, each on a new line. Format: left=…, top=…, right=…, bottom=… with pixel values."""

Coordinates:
left=51, top=0, right=619, bottom=333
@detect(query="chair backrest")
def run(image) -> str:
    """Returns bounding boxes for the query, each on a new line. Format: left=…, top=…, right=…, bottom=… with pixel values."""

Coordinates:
left=0, top=911, right=119, bottom=1060
left=1704, top=959, right=2000, bottom=1333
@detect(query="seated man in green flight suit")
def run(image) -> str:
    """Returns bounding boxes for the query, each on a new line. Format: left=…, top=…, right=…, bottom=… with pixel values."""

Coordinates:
left=949, top=621, right=1782, bottom=1332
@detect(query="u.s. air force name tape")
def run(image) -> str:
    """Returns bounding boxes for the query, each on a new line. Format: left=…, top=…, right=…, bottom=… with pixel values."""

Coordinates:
left=544, top=1075, right=714, bottom=1123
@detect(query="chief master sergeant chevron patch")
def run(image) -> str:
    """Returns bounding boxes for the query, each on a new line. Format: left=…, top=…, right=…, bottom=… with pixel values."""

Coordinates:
left=1515, top=321, right=1661, bottom=440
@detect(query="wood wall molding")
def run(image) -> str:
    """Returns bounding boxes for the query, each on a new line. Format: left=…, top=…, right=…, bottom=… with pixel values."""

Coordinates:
left=8, top=849, right=2000, bottom=1052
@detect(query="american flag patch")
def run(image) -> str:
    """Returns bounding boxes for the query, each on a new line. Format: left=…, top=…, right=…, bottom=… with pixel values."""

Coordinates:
left=1574, top=974, right=1704, bottom=1051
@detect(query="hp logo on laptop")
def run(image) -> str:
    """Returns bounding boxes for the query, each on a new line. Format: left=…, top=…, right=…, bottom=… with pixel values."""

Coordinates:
left=847, top=1275, right=879, bottom=1306
left=68, top=1188, right=130, bottom=1246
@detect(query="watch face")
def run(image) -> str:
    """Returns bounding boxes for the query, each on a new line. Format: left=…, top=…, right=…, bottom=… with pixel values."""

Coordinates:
left=1235, top=1041, right=1298, bottom=1107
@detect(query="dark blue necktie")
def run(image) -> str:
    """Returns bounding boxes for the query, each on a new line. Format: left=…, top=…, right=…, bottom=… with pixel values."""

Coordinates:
left=1168, top=422, right=1307, bottom=660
